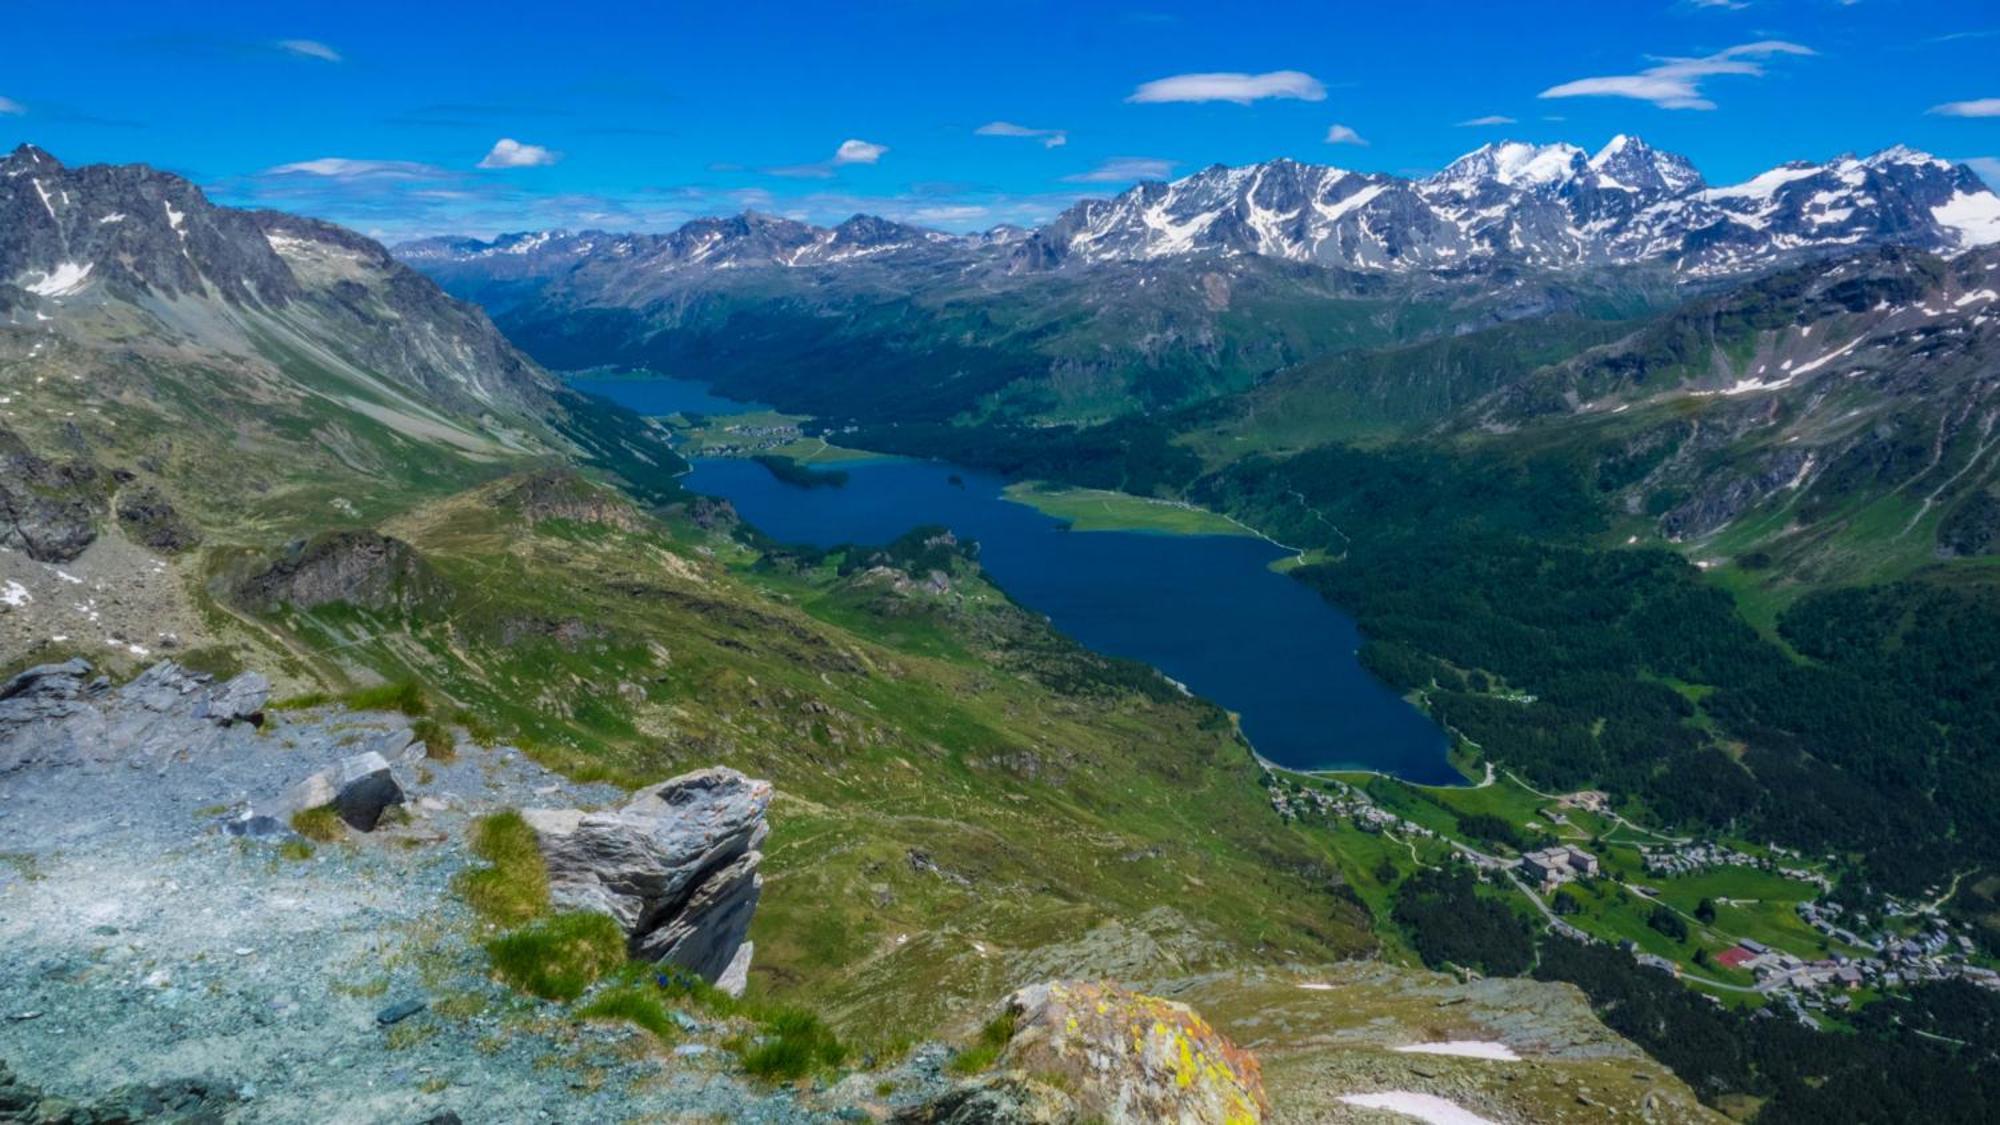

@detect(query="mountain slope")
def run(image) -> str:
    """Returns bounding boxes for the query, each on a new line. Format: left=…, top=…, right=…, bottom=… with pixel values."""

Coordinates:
left=0, top=143, right=683, bottom=558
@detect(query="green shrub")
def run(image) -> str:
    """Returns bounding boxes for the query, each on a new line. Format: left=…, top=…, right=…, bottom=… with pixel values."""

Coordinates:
left=577, top=985, right=681, bottom=1040
left=290, top=804, right=344, bottom=842
left=947, top=1010, right=1018, bottom=1075
left=734, top=1007, right=849, bottom=1082
left=277, top=838, right=315, bottom=862
left=485, top=912, right=626, bottom=1001
left=456, top=810, right=550, bottom=926
left=344, top=680, right=428, bottom=716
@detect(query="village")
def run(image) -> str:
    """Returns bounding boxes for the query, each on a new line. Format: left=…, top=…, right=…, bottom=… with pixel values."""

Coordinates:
left=1263, top=766, right=1998, bottom=1022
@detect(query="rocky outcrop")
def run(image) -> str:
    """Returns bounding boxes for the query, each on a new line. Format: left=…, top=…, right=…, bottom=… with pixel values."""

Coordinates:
left=894, top=1074, right=1078, bottom=1124
left=0, top=1058, right=237, bottom=1124
left=234, top=531, right=437, bottom=613
left=115, top=485, right=199, bottom=553
left=493, top=468, right=639, bottom=530
left=950, top=981, right=1268, bottom=1125
left=0, top=425, right=102, bottom=564
left=523, top=767, right=770, bottom=991
left=0, top=660, right=280, bottom=775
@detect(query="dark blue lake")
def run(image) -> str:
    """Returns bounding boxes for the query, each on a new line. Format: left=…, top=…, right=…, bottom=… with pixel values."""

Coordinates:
left=585, top=377, right=1459, bottom=784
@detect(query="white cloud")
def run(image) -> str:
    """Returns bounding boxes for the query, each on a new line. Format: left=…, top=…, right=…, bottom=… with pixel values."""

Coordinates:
left=276, top=39, right=341, bottom=62
left=1540, top=40, right=1813, bottom=110
left=1063, top=157, right=1175, bottom=183
left=976, top=121, right=1068, bottom=148
left=1689, top=0, right=1749, bottom=9
left=1932, top=98, right=2000, bottom=118
left=771, top=139, right=888, bottom=178
left=833, top=138, right=888, bottom=165
left=1324, top=124, right=1367, bottom=145
left=1458, top=114, right=1517, bottom=126
left=1128, top=70, right=1325, bottom=105
left=1968, top=157, right=2000, bottom=190
left=263, top=157, right=448, bottom=179
left=0, top=96, right=24, bottom=116
left=477, top=138, right=561, bottom=169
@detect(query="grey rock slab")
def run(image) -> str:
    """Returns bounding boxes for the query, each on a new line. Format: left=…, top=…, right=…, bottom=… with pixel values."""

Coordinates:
left=525, top=766, right=770, bottom=983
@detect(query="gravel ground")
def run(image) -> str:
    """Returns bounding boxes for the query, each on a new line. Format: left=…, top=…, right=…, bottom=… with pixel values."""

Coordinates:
left=0, top=660, right=941, bottom=1123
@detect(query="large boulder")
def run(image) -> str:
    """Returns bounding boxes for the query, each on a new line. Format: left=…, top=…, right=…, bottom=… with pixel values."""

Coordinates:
left=982, top=981, right=1268, bottom=1125
left=523, top=767, right=770, bottom=991
left=270, top=750, right=405, bottom=831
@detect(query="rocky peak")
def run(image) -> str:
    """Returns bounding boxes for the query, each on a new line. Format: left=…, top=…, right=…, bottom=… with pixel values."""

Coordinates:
left=1588, top=134, right=1705, bottom=195
left=0, top=143, right=301, bottom=306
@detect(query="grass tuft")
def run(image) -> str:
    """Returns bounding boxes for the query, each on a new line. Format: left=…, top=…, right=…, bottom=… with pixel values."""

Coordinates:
left=576, top=985, right=682, bottom=1040
left=947, top=1010, right=1018, bottom=1075
left=485, top=911, right=627, bottom=1001
left=733, top=1006, right=849, bottom=1083
left=410, top=717, right=455, bottom=761
left=344, top=679, right=429, bottom=716
left=456, top=810, right=551, bottom=926
left=290, top=804, right=345, bottom=843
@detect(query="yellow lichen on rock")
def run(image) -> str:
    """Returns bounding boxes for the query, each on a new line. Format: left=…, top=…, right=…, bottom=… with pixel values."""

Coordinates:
left=998, top=980, right=1268, bottom=1125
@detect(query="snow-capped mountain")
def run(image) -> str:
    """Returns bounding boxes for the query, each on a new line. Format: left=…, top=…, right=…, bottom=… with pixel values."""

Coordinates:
left=1018, top=138, right=2000, bottom=277
left=402, top=137, right=1998, bottom=289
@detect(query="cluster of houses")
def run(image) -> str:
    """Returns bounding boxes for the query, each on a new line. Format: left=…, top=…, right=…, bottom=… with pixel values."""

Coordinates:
left=1638, top=841, right=1832, bottom=890
left=1263, top=777, right=1438, bottom=841
left=693, top=419, right=804, bottom=457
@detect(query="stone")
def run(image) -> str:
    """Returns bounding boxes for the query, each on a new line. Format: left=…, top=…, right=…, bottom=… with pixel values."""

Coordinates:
left=198, top=672, right=270, bottom=727
left=377, top=998, right=427, bottom=1026
left=331, top=752, right=405, bottom=831
left=524, top=767, right=770, bottom=983
left=274, top=751, right=405, bottom=830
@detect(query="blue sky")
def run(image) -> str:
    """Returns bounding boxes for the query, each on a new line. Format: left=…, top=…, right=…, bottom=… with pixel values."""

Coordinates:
left=5, top=0, right=1998, bottom=240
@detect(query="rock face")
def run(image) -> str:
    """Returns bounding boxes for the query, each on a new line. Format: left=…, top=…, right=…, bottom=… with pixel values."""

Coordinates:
left=986, top=981, right=1268, bottom=1125
left=234, top=531, right=436, bottom=613
left=523, top=767, right=771, bottom=991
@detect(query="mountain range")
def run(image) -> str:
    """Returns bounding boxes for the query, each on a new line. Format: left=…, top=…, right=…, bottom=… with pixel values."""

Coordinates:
left=402, top=137, right=2000, bottom=286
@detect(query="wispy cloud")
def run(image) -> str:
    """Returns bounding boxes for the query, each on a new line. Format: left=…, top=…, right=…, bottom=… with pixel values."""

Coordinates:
left=477, top=138, right=561, bottom=169
left=1324, top=123, right=1367, bottom=145
left=1458, top=114, right=1517, bottom=126
left=1128, top=70, right=1325, bottom=105
left=1540, top=40, right=1813, bottom=110
left=0, top=96, right=24, bottom=116
left=276, top=39, right=341, bottom=63
left=1931, top=98, right=2000, bottom=118
left=263, top=157, right=450, bottom=180
left=1688, top=0, right=1749, bottom=9
left=770, top=139, right=889, bottom=178
left=1063, top=156, right=1174, bottom=183
left=976, top=121, right=1068, bottom=148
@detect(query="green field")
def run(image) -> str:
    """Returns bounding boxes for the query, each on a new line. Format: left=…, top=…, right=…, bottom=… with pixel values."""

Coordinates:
left=1003, top=481, right=1255, bottom=537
